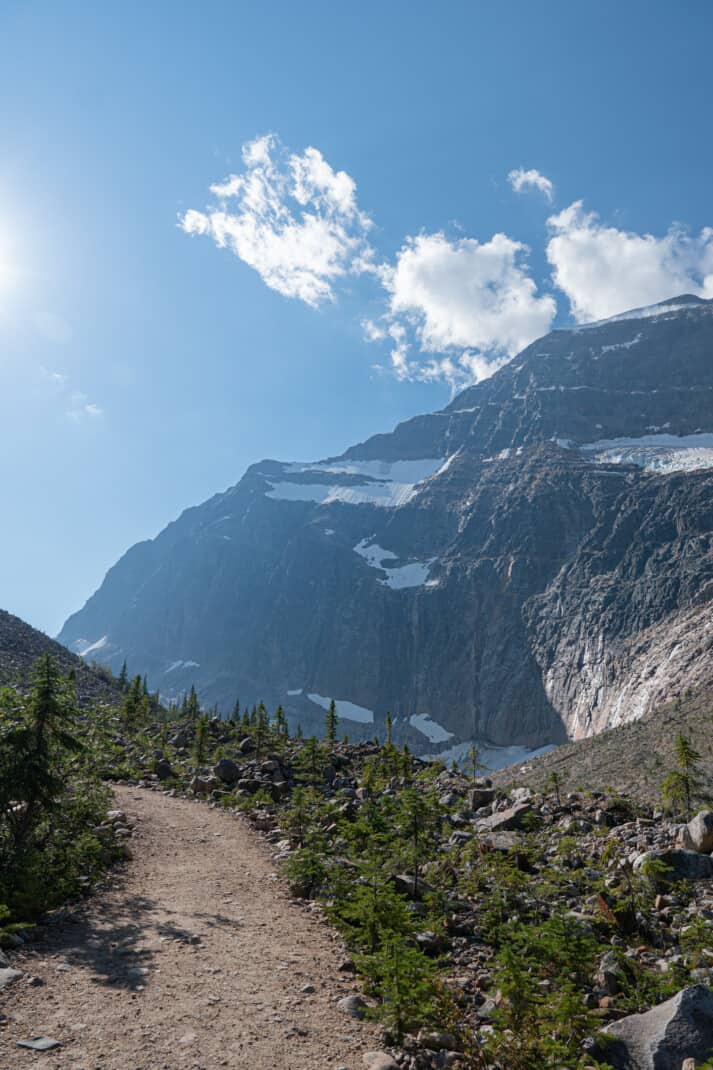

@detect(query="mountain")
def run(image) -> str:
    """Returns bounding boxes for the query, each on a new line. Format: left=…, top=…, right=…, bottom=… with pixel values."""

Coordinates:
left=492, top=686, right=713, bottom=806
left=0, top=608, right=121, bottom=706
left=58, top=294, right=713, bottom=751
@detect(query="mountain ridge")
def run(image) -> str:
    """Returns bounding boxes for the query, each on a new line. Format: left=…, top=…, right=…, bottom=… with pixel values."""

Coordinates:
left=58, top=295, right=713, bottom=753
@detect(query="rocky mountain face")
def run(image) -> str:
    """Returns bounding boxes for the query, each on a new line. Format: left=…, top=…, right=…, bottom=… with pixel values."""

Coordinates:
left=0, top=608, right=121, bottom=707
left=58, top=295, right=713, bottom=751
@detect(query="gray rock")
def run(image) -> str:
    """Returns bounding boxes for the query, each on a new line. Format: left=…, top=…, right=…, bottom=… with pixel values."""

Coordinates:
left=685, top=811, right=713, bottom=853
left=0, top=967, right=23, bottom=989
left=476, top=802, right=533, bottom=833
left=468, top=786, right=496, bottom=810
left=393, top=873, right=435, bottom=900
left=634, top=849, right=713, bottom=882
left=0, top=949, right=9, bottom=969
left=362, top=1054, right=399, bottom=1070
left=238, top=736, right=255, bottom=754
left=337, top=994, right=368, bottom=1019
left=597, top=949, right=625, bottom=995
left=213, top=758, right=241, bottom=784
left=155, top=758, right=174, bottom=781
left=479, top=830, right=523, bottom=853
left=417, top=1029, right=460, bottom=1051
left=602, top=984, right=713, bottom=1069
left=17, top=1037, right=61, bottom=1051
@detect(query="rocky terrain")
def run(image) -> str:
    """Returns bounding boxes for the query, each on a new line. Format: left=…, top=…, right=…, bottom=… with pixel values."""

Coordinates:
left=6, top=707, right=712, bottom=1069
left=0, top=608, right=121, bottom=707
left=58, top=295, right=713, bottom=753
left=493, top=688, right=713, bottom=804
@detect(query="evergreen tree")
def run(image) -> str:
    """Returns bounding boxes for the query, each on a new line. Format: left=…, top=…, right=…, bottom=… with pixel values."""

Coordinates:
left=193, top=716, right=209, bottom=766
left=385, top=712, right=393, bottom=746
left=296, top=736, right=322, bottom=786
left=0, top=655, right=82, bottom=860
left=662, top=733, right=703, bottom=819
left=325, top=699, right=338, bottom=744
left=464, top=742, right=487, bottom=782
left=118, top=659, right=129, bottom=691
left=231, top=698, right=241, bottom=723
left=254, top=702, right=269, bottom=758
left=187, top=685, right=200, bottom=721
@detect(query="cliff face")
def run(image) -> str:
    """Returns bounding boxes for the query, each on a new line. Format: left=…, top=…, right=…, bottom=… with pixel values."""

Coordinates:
left=58, top=296, right=713, bottom=749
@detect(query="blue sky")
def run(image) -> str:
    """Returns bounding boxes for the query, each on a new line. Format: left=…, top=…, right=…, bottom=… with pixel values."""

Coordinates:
left=1, top=0, right=713, bottom=634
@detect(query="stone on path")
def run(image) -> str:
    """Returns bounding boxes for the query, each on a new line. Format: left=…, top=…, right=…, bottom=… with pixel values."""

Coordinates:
left=337, top=994, right=368, bottom=1019
left=362, top=1054, right=399, bottom=1070
left=17, top=1036, right=62, bottom=1051
left=0, top=967, right=23, bottom=989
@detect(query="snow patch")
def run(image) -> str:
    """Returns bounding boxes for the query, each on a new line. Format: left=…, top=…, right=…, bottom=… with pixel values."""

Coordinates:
left=581, top=432, right=713, bottom=473
left=265, top=458, right=445, bottom=509
left=75, top=636, right=108, bottom=658
left=353, top=539, right=434, bottom=589
left=306, top=692, right=374, bottom=724
left=409, top=713, right=453, bottom=743
left=164, top=659, right=200, bottom=674
left=572, top=299, right=705, bottom=330
left=426, top=740, right=556, bottom=771
left=600, top=332, right=642, bottom=354
left=287, top=688, right=303, bottom=696
left=383, top=562, right=433, bottom=589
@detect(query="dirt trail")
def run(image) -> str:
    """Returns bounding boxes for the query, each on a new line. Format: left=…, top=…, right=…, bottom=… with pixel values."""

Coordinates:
left=1, top=786, right=380, bottom=1069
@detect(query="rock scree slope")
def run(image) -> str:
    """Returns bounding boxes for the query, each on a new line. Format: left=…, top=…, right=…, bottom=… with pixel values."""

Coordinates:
left=2, top=785, right=379, bottom=1069
left=58, top=295, right=713, bottom=749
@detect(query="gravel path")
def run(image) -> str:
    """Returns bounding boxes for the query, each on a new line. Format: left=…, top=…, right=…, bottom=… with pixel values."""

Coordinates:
left=1, top=786, right=380, bottom=1069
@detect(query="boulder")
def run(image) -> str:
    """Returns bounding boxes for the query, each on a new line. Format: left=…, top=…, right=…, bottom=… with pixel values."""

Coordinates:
left=417, top=1030, right=460, bottom=1052
left=0, top=967, right=23, bottom=989
left=238, top=736, right=255, bottom=754
left=393, top=873, right=435, bottom=900
left=468, top=785, right=496, bottom=810
left=213, top=758, right=241, bottom=784
left=337, top=994, right=367, bottom=1019
left=597, top=949, right=626, bottom=995
left=634, top=849, right=713, bottom=882
left=684, top=811, right=713, bottom=854
left=189, top=775, right=218, bottom=795
left=155, top=758, right=174, bottom=781
left=362, top=1054, right=399, bottom=1070
left=601, top=984, right=713, bottom=1069
left=479, top=831, right=524, bottom=853
left=476, top=802, right=533, bottom=833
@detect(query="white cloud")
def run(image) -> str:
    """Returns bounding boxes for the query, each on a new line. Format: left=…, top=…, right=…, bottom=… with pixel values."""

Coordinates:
left=508, top=167, right=554, bottom=202
left=179, top=135, right=373, bottom=307
left=66, top=390, right=103, bottom=423
left=40, top=368, right=103, bottom=422
left=547, top=201, right=713, bottom=323
left=377, top=231, right=556, bottom=387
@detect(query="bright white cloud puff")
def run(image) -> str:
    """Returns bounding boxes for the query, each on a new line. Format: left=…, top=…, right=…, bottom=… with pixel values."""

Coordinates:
left=180, top=135, right=373, bottom=307
left=508, top=167, right=554, bottom=202
left=547, top=201, right=713, bottom=323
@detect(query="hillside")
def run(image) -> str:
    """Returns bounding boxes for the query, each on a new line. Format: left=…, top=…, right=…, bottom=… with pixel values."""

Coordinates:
left=494, top=686, right=713, bottom=805
left=58, top=295, right=713, bottom=749
left=0, top=608, right=121, bottom=707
